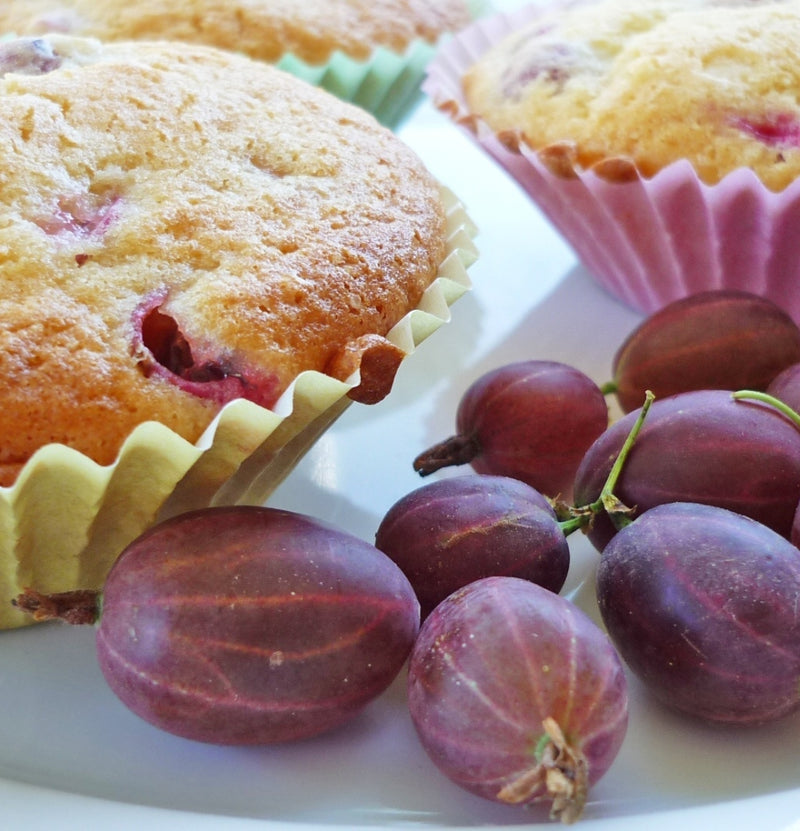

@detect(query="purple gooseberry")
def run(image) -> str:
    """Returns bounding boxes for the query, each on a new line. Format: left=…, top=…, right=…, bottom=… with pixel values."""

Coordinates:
left=375, top=474, right=570, bottom=620
left=414, top=360, right=608, bottom=500
left=407, top=576, right=628, bottom=823
left=15, top=506, right=420, bottom=744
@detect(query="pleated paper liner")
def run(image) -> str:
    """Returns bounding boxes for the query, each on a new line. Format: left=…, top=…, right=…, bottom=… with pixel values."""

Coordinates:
left=277, top=42, right=434, bottom=130
left=424, top=3, right=800, bottom=325
left=0, top=185, right=477, bottom=630
left=276, top=0, right=492, bottom=129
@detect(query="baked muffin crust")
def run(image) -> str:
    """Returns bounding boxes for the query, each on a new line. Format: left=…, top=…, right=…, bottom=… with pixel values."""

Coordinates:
left=463, top=0, right=800, bottom=189
left=0, top=0, right=473, bottom=65
left=0, top=35, right=449, bottom=485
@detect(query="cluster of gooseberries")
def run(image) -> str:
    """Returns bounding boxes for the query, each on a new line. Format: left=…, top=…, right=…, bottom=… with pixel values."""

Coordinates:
left=374, top=290, right=800, bottom=819
left=14, top=289, right=800, bottom=826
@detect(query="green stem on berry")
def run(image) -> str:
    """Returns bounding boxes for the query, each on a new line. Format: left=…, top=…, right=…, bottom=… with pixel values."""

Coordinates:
left=597, top=389, right=654, bottom=523
left=731, top=389, right=800, bottom=430
left=599, top=379, right=618, bottom=396
left=557, top=514, right=591, bottom=536
left=563, top=390, right=655, bottom=535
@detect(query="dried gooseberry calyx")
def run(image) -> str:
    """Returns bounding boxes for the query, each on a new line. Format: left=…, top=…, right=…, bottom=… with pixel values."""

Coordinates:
left=498, top=717, right=589, bottom=824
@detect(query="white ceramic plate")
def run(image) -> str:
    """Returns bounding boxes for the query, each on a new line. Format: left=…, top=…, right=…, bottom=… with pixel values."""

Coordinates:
left=4, top=3, right=800, bottom=827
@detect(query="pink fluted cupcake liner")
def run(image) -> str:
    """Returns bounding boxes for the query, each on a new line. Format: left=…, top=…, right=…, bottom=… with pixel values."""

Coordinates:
left=424, top=4, right=800, bottom=324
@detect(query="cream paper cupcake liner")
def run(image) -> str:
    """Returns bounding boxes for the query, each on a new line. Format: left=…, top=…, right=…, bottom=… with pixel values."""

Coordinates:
left=0, top=185, right=477, bottom=630
left=424, top=4, right=800, bottom=325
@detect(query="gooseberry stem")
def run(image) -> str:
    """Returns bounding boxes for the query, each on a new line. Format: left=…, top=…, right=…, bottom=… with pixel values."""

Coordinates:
left=413, top=434, right=480, bottom=476
left=12, top=588, right=101, bottom=625
left=596, top=390, right=654, bottom=520
left=557, top=514, right=592, bottom=536
left=562, top=390, right=655, bottom=535
left=731, top=389, right=800, bottom=430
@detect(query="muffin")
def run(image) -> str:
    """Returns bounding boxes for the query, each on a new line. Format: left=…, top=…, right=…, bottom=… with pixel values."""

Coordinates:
left=426, top=0, right=800, bottom=321
left=0, top=0, right=479, bottom=126
left=0, top=34, right=476, bottom=628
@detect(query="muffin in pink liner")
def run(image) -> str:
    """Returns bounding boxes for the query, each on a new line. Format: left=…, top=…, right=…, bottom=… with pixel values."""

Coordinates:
left=0, top=35, right=477, bottom=629
left=425, top=0, right=800, bottom=323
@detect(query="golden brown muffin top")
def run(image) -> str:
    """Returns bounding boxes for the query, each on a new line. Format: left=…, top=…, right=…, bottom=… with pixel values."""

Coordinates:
left=463, top=0, right=800, bottom=190
left=0, top=34, right=449, bottom=485
left=0, top=0, right=473, bottom=64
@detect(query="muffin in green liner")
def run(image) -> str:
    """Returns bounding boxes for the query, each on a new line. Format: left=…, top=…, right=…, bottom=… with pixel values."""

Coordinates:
left=0, top=0, right=486, bottom=126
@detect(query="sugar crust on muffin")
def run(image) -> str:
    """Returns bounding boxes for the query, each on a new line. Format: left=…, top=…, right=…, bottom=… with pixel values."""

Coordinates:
left=0, top=34, right=450, bottom=487
left=462, top=0, right=800, bottom=190
left=0, top=0, right=473, bottom=65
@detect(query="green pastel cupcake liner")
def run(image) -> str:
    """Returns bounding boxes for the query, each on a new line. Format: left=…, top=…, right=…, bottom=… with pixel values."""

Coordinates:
left=277, top=40, right=433, bottom=129
left=277, top=0, right=492, bottom=129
